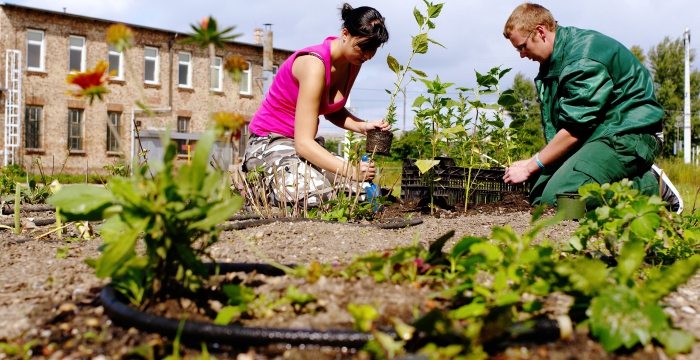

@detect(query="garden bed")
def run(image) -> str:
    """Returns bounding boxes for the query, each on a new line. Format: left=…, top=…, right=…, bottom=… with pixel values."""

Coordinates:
left=2, top=198, right=700, bottom=359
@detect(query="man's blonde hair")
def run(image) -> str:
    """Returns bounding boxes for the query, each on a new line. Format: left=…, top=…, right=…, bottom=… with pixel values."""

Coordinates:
left=503, top=3, right=557, bottom=39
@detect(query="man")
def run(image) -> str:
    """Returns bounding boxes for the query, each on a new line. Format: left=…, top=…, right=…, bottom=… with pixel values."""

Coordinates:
left=502, top=3, right=683, bottom=213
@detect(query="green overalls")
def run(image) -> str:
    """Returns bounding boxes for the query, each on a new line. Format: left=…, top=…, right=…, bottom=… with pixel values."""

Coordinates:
left=530, top=26, right=664, bottom=208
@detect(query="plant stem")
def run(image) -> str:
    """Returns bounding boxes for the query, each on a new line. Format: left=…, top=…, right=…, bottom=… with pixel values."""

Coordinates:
left=14, top=183, right=20, bottom=234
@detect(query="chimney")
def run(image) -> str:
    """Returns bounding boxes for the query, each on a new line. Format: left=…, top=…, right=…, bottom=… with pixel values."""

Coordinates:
left=253, top=28, right=263, bottom=45
left=262, top=24, right=273, bottom=72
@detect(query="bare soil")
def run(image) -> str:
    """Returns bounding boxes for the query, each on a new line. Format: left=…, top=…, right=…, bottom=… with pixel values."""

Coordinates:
left=1, top=197, right=700, bottom=359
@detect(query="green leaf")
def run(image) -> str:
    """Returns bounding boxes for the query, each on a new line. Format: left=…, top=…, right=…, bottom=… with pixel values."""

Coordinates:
left=411, top=33, right=428, bottom=54
left=497, top=93, right=518, bottom=107
left=412, top=95, right=429, bottom=108
left=616, top=240, right=645, bottom=284
left=655, top=329, right=695, bottom=355
left=413, top=7, right=425, bottom=26
left=495, top=292, right=520, bottom=306
left=222, top=284, right=256, bottom=306
left=428, top=230, right=454, bottom=260
left=47, top=185, right=115, bottom=222
left=427, top=38, right=446, bottom=49
left=408, top=67, right=428, bottom=77
left=498, top=68, right=512, bottom=79
left=588, top=285, right=668, bottom=352
left=387, top=54, right=400, bottom=75
left=555, top=258, right=608, bottom=296
left=640, top=256, right=700, bottom=304
left=95, top=227, right=139, bottom=278
left=415, top=159, right=440, bottom=174
left=450, top=301, right=486, bottom=319
left=286, top=285, right=316, bottom=305
left=213, top=306, right=242, bottom=325
left=629, top=213, right=660, bottom=238
left=188, top=196, right=243, bottom=230
left=427, top=3, right=443, bottom=18
left=450, top=236, right=484, bottom=258
left=348, top=303, right=379, bottom=332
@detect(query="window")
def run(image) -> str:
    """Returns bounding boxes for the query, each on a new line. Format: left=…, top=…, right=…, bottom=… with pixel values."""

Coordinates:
left=239, top=61, right=252, bottom=95
left=211, top=56, right=223, bottom=91
left=144, top=47, right=159, bottom=84
left=108, top=45, right=124, bottom=79
left=26, top=29, right=45, bottom=71
left=177, top=52, right=191, bottom=87
left=176, top=117, right=191, bottom=155
left=25, top=106, right=42, bottom=149
left=69, top=35, right=86, bottom=72
left=106, top=112, right=121, bottom=152
left=68, top=109, right=84, bottom=151
left=272, top=65, right=279, bottom=76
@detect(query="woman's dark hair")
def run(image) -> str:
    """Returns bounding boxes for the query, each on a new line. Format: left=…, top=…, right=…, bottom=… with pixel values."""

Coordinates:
left=340, top=3, right=389, bottom=51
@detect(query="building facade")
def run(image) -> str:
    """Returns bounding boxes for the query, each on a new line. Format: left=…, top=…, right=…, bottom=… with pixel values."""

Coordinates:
left=0, top=3, right=292, bottom=175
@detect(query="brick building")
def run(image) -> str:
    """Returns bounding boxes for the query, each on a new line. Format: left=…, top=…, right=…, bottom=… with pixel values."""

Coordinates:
left=0, top=3, right=292, bottom=175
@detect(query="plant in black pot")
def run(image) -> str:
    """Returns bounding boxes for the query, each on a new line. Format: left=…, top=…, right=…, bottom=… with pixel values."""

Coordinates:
left=367, top=0, right=445, bottom=156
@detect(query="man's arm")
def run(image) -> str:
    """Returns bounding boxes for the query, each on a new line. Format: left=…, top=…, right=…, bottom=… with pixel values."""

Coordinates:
left=504, top=59, right=614, bottom=185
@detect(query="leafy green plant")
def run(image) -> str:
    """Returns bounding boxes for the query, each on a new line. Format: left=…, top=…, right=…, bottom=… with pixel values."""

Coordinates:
left=384, top=0, right=445, bottom=131
left=556, top=241, right=699, bottom=354
left=56, top=245, right=69, bottom=259
left=48, top=127, right=243, bottom=302
left=0, top=339, right=38, bottom=360
left=567, top=179, right=699, bottom=263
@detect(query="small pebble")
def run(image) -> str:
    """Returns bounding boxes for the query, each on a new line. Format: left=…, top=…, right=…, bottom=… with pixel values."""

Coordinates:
left=255, top=232, right=264, bottom=239
left=85, top=317, right=100, bottom=327
left=40, top=329, right=52, bottom=338
left=681, top=306, right=696, bottom=314
left=58, top=323, right=71, bottom=331
left=56, top=302, right=77, bottom=314
left=93, top=306, right=104, bottom=317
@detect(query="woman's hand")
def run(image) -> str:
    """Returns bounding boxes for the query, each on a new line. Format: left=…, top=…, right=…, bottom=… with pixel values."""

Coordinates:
left=353, top=160, right=376, bottom=181
left=361, top=119, right=391, bottom=135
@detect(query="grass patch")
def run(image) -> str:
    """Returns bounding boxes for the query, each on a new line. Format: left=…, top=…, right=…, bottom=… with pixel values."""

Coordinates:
left=657, top=158, right=700, bottom=215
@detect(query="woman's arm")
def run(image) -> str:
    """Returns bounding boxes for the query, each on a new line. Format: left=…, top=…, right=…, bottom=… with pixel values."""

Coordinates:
left=325, top=108, right=391, bottom=134
left=292, top=55, right=375, bottom=181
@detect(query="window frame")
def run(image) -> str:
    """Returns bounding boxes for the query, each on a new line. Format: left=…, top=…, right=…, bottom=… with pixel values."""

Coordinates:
left=108, top=45, right=124, bottom=80
left=144, top=46, right=159, bottom=84
left=68, top=108, right=84, bottom=151
left=25, top=106, right=43, bottom=149
left=176, top=117, right=191, bottom=155
left=239, top=60, right=252, bottom=95
left=178, top=52, right=192, bottom=88
left=26, top=29, right=45, bottom=72
left=106, top=111, right=121, bottom=153
left=210, top=56, right=223, bottom=91
left=68, top=35, right=86, bottom=73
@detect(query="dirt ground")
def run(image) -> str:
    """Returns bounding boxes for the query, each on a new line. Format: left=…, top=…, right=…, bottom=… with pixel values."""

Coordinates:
left=2, top=197, right=700, bottom=359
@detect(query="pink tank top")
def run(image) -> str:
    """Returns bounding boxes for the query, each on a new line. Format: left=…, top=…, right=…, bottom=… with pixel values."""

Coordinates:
left=248, top=37, right=359, bottom=138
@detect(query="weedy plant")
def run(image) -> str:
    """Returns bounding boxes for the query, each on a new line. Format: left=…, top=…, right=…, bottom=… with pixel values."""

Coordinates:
left=567, top=179, right=700, bottom=263
left=48, top=17, right=247, bottom=304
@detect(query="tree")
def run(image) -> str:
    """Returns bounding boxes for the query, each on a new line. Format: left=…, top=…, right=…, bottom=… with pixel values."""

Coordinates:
left=505, top=72, right=545, bottom=157
left=629, top=45, right=646, bottom=65
left=646, top=36, right=700, bottom=157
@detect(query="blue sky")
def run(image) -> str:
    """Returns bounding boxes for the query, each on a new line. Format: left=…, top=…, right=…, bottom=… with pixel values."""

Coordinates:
left=8, top=0, right=699, bottom=133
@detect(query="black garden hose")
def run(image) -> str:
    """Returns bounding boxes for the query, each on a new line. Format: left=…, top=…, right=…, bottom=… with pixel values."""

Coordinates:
left=223, top=216, right=423, bottom=231
left=0, top=218, right=56, bottom=229
left=101, top=285, right=392, bottom=348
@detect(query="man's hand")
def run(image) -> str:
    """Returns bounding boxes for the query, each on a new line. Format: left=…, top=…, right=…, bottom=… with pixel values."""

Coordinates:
left=504, top=163, right=534, bottom=185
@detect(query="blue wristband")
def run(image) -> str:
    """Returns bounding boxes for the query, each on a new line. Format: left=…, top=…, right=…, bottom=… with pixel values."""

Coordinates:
left=535, top=153, right=545, bottom=169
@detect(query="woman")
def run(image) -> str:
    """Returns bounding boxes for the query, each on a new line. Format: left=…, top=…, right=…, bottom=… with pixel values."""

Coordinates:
left=243, top=4, right=390, bottom=206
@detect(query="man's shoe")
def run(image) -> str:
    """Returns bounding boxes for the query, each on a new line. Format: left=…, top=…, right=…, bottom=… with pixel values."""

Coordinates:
left=650, top=164, right=684, bottom=214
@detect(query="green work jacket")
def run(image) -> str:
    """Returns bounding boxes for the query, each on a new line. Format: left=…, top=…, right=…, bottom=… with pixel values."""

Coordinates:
left=534, top=26, right=663, bottom=144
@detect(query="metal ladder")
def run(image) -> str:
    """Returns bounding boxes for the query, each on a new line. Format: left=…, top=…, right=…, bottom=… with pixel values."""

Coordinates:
left=4, top=50, right=22, bottom=166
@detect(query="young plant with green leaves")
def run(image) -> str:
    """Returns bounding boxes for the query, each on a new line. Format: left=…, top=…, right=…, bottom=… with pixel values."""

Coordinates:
left=48, top=127, right=243, bottom=302
left=384, top=0, right=445, bottom=130
left=567, top=179, right=699, bottom=263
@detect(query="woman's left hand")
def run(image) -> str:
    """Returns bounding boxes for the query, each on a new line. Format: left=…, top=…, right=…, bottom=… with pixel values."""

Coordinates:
left=363, top=119, right=391, bottom=135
